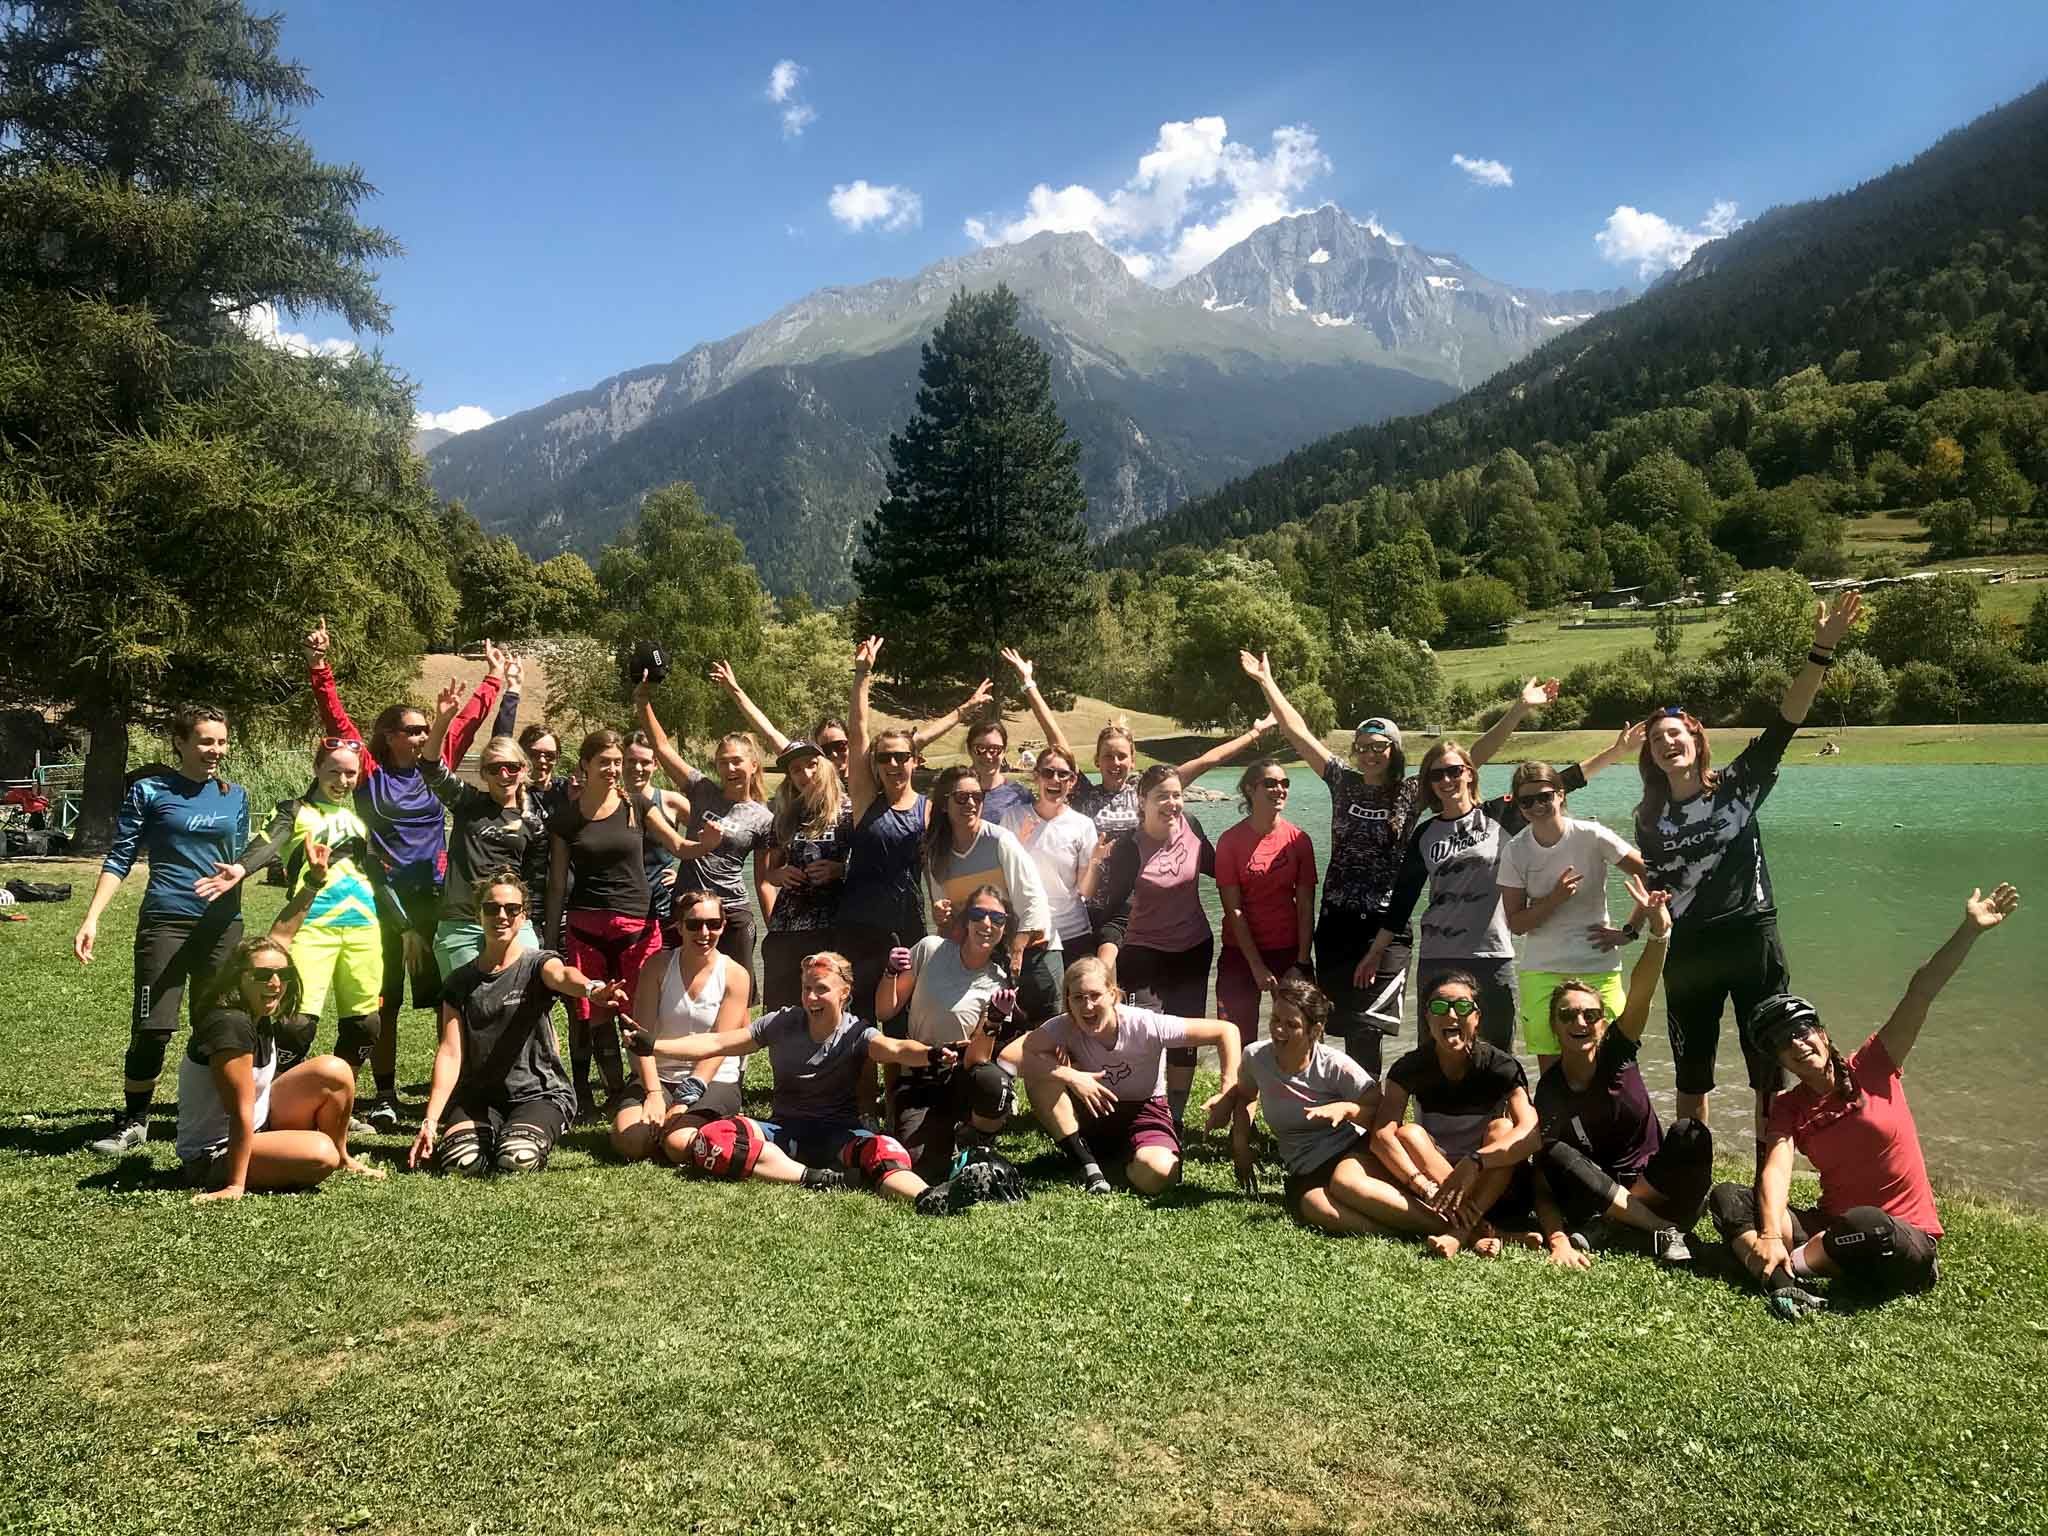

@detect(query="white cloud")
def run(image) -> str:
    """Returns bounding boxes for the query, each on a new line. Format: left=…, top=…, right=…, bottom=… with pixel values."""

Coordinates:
left=414, top=405, right=497, bottom=436
left=780, top=102, right=816, bottom=138
left=233, top=302, right=356, bottom=359
left=1595, top=198, right=1742, bottom=278
left=766, top=59, right=803, bottom=103
left=1451, top=153, right=1513, bottom=189
left=964, top=116, right=1333, bottom=284
left=828, top=180, right=922, bottom=232
left=766, top=59, right=815, bottom=137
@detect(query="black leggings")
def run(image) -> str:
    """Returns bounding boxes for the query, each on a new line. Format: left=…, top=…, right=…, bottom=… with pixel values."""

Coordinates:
left=1116, top=936, right=1214, bottom=1067
left=434, top=1098, right=570, bottom=1176
left=1708, top=1183, right=1940, bottom=1302
left=1540, top=1119, right=1714, bottom=1232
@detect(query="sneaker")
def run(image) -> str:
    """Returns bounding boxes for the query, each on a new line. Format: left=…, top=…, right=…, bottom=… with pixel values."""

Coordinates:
left=1652, top=1227, right=1694, bottom=1266
left=800, top=1167, right=849, bottom=1192
left=363, top=1097, right=401, bottom=1134
left=1765, top=1281, right=1826, bottom=1323
left=348, top=1113, right=376, bottom=1137
left=917, top=1159, right=1021, bottom=1216
left=89, top=1116, right=147, bottom=1156
left=574, top=1083, right=599, bottom=1122
left=1567, top=1230, right=1592, bottom=1254
left=1569, top=1217, right=1609, bottom=1253
left=1081, top=1169, right=1113, bottom=1197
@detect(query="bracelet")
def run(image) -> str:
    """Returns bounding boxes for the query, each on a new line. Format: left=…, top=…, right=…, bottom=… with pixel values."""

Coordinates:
left=853, top=662, right=872, bottom=676
left=1808, top=648, right=1836, bottom=669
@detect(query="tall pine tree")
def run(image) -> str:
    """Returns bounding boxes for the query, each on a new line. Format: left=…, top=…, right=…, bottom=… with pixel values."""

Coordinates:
left=853, top=285, right=1092, bottom=698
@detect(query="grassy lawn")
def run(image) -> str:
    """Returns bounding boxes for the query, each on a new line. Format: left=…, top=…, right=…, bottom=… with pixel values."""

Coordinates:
left=3, top=870, right=2044, bottom=1534
left=1430, top=612, right=1730, bottom=697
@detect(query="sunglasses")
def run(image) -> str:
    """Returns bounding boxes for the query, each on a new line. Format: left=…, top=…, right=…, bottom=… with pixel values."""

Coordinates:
left=397, top=724, right=430, bottom=738
left=970, top=743, right=1005, bottom=756
left=1259, top=778, right=1289, bottom=791
left=247, top=964, right=291, bottom=980
left=1657, top=706, right=1686, bottom=720
left=1428, top=764, right=1469, bottom=783
left=1557, top=1005, right=1605, bottom=1026
left=1425, top=997, right=1480, bottom=1019
left=481, top=901, right=524, bottom=918
left=485, top=761, right=525, bottom=777
left=1354, top=738, right=1393, bottom=753
left=1037, top=767, right=1075, bottom=782
left=1515, top=790, right=1557, bottom=809
left=318, top=736, right=364, bottom=753
left=964, top=907, right=1007, bottom=925
left=951, top=791, right=985, bottom=807
left=819, top=740, right=851, bottom=755
left=682, top=916, right=725, bottom=933
left=877, top=750, right=914, bottom=766
left=527, top=747, right=559, bottom=760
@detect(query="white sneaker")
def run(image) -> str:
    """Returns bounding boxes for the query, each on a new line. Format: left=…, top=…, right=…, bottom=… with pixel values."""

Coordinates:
left=1652, top=1226, right=1694, bottom=1266
left=89, top=1117, right=147, bottom=1156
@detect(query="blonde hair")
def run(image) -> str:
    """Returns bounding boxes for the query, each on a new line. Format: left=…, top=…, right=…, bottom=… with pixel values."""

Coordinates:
left=773, top=752, right=845, bottom=845
left=1062, top=954, right=1121, bottom=1006
left=798, top=950, right=855, bottom=991
left=715, top=732, right=769, bottom=803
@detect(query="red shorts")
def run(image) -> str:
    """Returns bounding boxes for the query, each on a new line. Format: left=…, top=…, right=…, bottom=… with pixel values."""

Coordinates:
left=1081, top=1095, right=1180, bottom=1164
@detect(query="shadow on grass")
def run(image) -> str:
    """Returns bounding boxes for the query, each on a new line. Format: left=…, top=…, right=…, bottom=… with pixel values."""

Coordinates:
left=76, top=1156, right=190, bottom=1195
left=0, top=1107, right=174, bottom=1159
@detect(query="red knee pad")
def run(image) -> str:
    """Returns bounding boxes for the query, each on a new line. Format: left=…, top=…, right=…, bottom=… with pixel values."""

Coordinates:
left=845, top=1132, right=913, bottom=1183
left=686, top=1116, right=764, bottom=1180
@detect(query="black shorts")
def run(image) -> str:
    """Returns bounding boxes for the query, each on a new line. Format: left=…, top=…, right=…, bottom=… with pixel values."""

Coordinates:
left=132, top=907, right=243, bottom=1037
left=1709, top=1185, right=1939, bottom=1300
left=378, top=888, right=441, bottom=1011
left=1664, top=918, right=1791, bottom=1095
left=1117, top=936, right=1214, bottom=1067
left=1315, top=909, right=1411, bottom=1049
left=1282, top=1134, right=1373, bottom=1224
left=1016, top=943, right=1063, bottom=1027
left=716, top=905, right=757, bottom=997
left=840, top=923, right=913, bottom=1022
left=445, top=1096, right=569, bottom=1151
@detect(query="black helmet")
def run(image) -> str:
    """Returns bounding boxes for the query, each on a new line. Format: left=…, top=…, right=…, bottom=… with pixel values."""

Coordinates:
left=1749, top=993, right=1822, bottom=1056
left=622, top=640, right=669, bottom=689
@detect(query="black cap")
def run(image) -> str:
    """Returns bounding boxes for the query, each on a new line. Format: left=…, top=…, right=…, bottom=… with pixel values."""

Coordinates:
left=1749, top=993, right=1821, bottom=1056
left=622, top=640, right=669, bottom=689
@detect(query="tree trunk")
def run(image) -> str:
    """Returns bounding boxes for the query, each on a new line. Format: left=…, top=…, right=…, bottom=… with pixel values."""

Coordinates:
left=74, top=698, right=131, bottom=855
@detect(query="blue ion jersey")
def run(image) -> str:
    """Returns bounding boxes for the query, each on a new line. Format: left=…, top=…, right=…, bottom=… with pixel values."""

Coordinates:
left=103, top=771, right=251, bottom=921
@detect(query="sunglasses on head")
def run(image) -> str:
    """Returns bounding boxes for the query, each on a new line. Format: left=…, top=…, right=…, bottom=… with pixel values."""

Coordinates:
left=877, top=750, right=914, bottom=766
left=965, top=907, right=1007, bottom=925
left=1515, top=789, right=1557, bottom=809
left=1425, top=996, right=1480, bottom=1018
left=682, top=915, right=725, bottom=933
left=1557, top=1004, right=1605, bottom=1026
left=481, top=900, right=524, bottom=918
left=1428, top=764, right=1468, bottom=782
left=318, top=736, right=363, bottom=754
left=1658, top=706, right=1686, bottom=719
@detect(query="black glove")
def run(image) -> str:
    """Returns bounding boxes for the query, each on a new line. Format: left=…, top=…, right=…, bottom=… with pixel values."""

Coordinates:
left=673, top=1075, right=707, bottom=1109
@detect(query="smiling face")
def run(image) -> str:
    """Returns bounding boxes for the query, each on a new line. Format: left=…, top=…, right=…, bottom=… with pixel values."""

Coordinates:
left=524, top=734, right=560, bottom=781
left=1649, top=716, right=1697, bottom=777
left=480, top=747, right=527, bottom=804
left=789, top=754, right=823, bottom=794
left=1777, top=1021, right=1834, bottom=1089
left=1514, top=781, right=1562, bottom=826
left=315, top=745, right=362, bottom=801
left=1424, top=980, right=1482, bottom=1059
left=385, top=711, right=429, bottom=769
left=872, top=731, right=915, bottom=795
left=800, top=960, right=851, bottom=1024
left=1035, top=750, right=1077, bottom=809
left=1096, top=732, right=1135, bottom=791
left=1064, top=964, right=1121, bottom=1040
left=585, top=745, right=623, bottom=791
left=177, top=717, right=230, bottom=780
left=968, top=728, right=1007, bottom=778
left=624, top=744, right=656, bottom=795
left=677, top=894, right=724, bottom=955
left=1553, top=984, right=1607, bottom=1061
left=959, top=891, right=1009, bottom=963
left=715, top=741, right=753, bottom=796
left=1268, top=995, right=1315, bottom=1056
left=1425, top=752, right=1476, bottom=817
left=238, top=949, right=292, bottom=1018
left=815, top=728, right=851, bottom=772
left=1250, top=765, right=1289, bottom=816
left=1140, top=773, right=1183, bottom=838
left=1350, top=732, right=1394, bottom=784
left=946, top=780, right=984, bottom=838
left=479, top=881, right=526, bottom=945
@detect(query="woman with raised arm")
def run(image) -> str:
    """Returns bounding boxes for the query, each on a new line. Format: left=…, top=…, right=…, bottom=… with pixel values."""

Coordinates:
left=74, top=705, right=252, bottom=1156
left=758, top=739, right=853, bottom=1010
left=992, top=741, right=1098, bottom=1019
left=1637, top=592, right=1862, bottom=1162
left=1020, top=957, right=1243, bottom=1196
left=634, top=679, right=776, bottom=984
left=1709, top=883, right=2019, bottom=1316
left=411, top=875, right=622, bottom=1176
left=1498, top=760, right=1648, bottom=1073
left=1532, top=882, right=1709, bottom=1264
left=1356, top=685, right=1639, bottom=1053
left=622, top=951, right=1016, bottom=1213
left=709, top=657, right=856, bottom=781
left=611, top=888, right=751, bottom=1164
left=545, top=729, right=718, bottom=1114
left=301, top=620, right=506, bottom=1130
left=623, top=729, right=694, bottom=949
left=1213, top=756, right=1317, bottom=1048
left=423, top=697, right=549, bottom=976
left=922, top=764, right=1059, bottom=1019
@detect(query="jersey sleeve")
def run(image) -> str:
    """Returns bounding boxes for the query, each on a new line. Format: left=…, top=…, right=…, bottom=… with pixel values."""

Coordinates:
left=191, top=1006, right=261, bottom=1063
left=1376, top=820, right=1431, bottom=938
left=996, top=827, right=1053, bottom=935
left=234, top=799, right=302, bottom=880
left=494, top=688, right=520, bottom=741
left=307, top=662, right=361, bottom=749
left=1728, top=715, right=1799, bottom=794
left=101, top=776, right=155, bottom=879
left=443, top=676, right=502, bottom=769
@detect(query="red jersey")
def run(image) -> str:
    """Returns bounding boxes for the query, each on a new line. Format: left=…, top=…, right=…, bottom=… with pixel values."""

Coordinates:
left=1765, top=1035, right=1942, bottom=1238
left=1216, top=817, right=1317, bottom=952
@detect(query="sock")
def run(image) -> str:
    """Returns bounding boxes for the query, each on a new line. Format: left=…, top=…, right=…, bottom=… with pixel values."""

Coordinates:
left=1788, top=1247, right=1816, bottom=1280
left=373, top=1071, right=396, bottom=1098
left=1166, top=1086, right=1190, bottom=1128
left=122, top=1086, right=154, bottom=1121
left=1058, top=1133, right=1104, bottom=1182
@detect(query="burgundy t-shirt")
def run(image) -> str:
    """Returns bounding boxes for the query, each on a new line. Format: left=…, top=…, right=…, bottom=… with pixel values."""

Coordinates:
left=1535, top=1030, right=1661, bottom=1186
left=1765, top=1034, right=1942, bottom=1238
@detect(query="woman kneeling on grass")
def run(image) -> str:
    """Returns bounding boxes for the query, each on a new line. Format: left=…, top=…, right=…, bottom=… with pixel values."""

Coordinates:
left=621, top=952, right=1019, bottom=1214
left=1709, top=882, right=2020, bottom=1319
left=1532, top=880, right=1712, bottom=1265
left=1205, top=976, right=1415, bottom=1232
left=611, top=890, right=751, bottom=1165
left=1019, top=957, right=1243, bottom=1196
left=179, top=848, right=384, bottom=1201
left=410, top=876, right=629, bottom=1177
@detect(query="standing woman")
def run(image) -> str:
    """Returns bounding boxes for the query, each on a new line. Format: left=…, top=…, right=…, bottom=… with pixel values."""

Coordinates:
left=1077, top=763, right=1218, bottom=1129
left=74, top=705, right=252, bottom=1155
left=993, top=742, right=1098, bottom=1015
left=922, top=764, right=1059, bottom=1019
left=518, top=724, right=575, bottom=815
left=1636, top=592, right=1862, bottom=1160
left=546, top=729, right=716, bottom=1114
left=1213, top=756, right=1317, bottom=1047
left=303, top=620, right=506, bottom=1130
left=421, top=706, right=549, bottom=976
left=709, top=657, right=856, bottom=782
left=612, top=889, right=752, bottom=1165
left=634, top=681, right=776, bottom=985
left=411, top=875, right=628, bottom=1176
left=625, top=729, right=693, bottom=949
left=759, top=740, right=853, bottom=1010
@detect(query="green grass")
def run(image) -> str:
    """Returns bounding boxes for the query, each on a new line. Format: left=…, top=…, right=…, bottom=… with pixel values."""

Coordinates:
left=1431, top=611, right=1731, bottom=696
left=4, top=870, right=2046, bottom=1533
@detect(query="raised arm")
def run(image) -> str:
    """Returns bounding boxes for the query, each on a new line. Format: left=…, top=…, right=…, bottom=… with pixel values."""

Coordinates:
left=634, top=679, right=696, bottom=786
left=1238, top=650, right=1332, bottom=775
left=1002, top=649, right=1073, bottom=760
left=1172, top=712, right=1278, bottom=785
left=303, top=616, right=360, bottom=743
left=1470, top=677, right=1558, bottom=768
left=493, top=655, right=523, bottom=740
left=912, top=677, right=994, bottom=754
left=849, top=635, right=883, bottom=816
left=1611, top=882, right=1671, bottom=1044
left=1878, top=883, right=2020, bottom=1069
left=711, top=660, right=793, bottom=754
left=443, top=640, right=507, bottom=769
left=266, top=842, right=332, bottom=946
left=425, top=674, right=465, bottom=768
left=1575, top=719, right=1645, bottom=785
left=1779, top=591, right=1862, bottom=728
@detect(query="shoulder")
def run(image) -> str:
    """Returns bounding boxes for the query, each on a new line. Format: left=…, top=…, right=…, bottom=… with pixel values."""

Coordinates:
left=1850, top=1033, right=1898, bottom=1083
left=750, top=1005, right=797, bottom=1040
left=1320, top=1042, right=1372, bottom=1090
left=911, top=934, right=946, bottom=963
left=192, top=1006, right=259, bottom=1057
left=1474, top=1041, right=1527, bottom=1085
left=1386, top=1046, right=1429, bottom=1086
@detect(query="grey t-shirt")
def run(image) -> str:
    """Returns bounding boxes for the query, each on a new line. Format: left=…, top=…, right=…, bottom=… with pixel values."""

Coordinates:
left=438, top=948, right=578, bottom=1121
left=902, top=934, right=1002, bottom=1046
left=678, top=770, right=773, bottom=913
left=749, top=1005, right=876, bottom=1126
left=1242, top=1039, right=1375, bottom=1174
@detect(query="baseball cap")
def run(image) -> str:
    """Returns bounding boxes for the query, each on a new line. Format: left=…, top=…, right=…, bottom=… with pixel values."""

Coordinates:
left=1353, top=717, right=1403, bottom=747
left=775, top=739, right=822, bottom=772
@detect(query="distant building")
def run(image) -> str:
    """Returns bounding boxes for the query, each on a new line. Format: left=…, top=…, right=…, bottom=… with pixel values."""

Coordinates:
left=1590, top=585, right=1645, bottom=610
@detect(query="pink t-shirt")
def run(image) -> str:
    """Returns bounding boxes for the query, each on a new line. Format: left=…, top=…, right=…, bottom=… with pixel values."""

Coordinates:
left=1216, top=817, right=1317, bottom=951
left=1765, top=1034, right=1942, bottom=1238
left=1034, top=1003, right=1192, bottom=1102
left=1121, top=817, right=1214, bottom=954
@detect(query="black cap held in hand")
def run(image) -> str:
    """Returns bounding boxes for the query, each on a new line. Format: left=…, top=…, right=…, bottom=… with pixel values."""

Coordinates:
left=623, top=641, right=670, bottom=689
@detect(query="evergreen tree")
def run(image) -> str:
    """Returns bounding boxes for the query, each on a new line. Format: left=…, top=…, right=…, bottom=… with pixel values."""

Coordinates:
left=0, top=0, right=447, bottom=847
left=854, top=285, right=1092, bottom=698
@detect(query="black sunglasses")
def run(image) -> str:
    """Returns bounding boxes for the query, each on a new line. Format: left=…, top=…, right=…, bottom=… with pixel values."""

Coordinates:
left=1515, top=790, right=1557, bottom=809
left=819, top=739, right=851, bottom=754
left=682, top=915, right=725, bottom=933
left=1557, top=1004, right=1604, bottom=1025
left=950, top=790, right=985, bottom=807
left=481, top=900, right=524, bottom=918
left=1259, top=777, right=1289, bottom=790
left=964, top=907, right=1007, bottom=924
left=1428, top=764, right=1469, bottom=782
left=877, top=750, right=914, bottom=766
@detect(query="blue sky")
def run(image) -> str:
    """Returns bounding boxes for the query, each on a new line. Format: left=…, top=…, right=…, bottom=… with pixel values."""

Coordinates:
left=263, top=0, right=2048, bottom=433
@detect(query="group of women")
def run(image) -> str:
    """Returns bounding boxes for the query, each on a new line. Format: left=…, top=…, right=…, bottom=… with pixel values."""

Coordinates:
left=70, top=591, right=2024, bottom=1309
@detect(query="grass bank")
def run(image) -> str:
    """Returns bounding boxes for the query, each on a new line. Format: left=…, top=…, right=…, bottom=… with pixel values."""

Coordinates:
left=2, top=873, right=2044, bottom=1535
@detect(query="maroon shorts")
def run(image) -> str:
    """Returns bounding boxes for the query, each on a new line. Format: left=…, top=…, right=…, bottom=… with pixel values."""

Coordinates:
left=1080, top=1095, right=1180, bottom=1165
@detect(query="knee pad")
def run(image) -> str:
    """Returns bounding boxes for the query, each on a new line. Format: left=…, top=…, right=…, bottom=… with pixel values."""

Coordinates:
left=123, top=1032, right=170, bottom=1083
left=685, top=1116, right=764, bottom=1180
left=1820, top=1208, right=1901, bottom=1269
left=275, top=1013, right=319, bottom=1072
left=333, top=1012, right=380, bottom=1069
left=965, top=1062, right=1014, bottom=1123
left=846, top=1133, right=914, bottom=1184
left=435, top=1123, right=488, bottom=1176
left=1707, top=1181, right=1757, bottom=1240
left=494, top=1126, right=553, bottom=1175
left=1663, top=1117, right=1714, bottom=1162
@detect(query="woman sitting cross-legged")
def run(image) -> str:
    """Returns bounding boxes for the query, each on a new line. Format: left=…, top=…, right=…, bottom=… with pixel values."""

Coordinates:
left=621, top=951, right=1022, bottom=1214
left=410, top=875, right=628, bottom=1177
left=1019, top=957, right=1243, bottom=1196
left=1532, top=879, right=1712, bottom=1265
left=178, top=844, right=385, bottom=1201
left=610, top=888, right=752, bottom=1165
left=1708, top=882, right=2020, bottom=1318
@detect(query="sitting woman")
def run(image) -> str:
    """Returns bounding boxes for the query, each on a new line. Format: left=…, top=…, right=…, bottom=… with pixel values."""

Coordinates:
left=1019, top=956, right=1243, bottom=1197
left=622, top=952, right=1014, bottom=1214
left=1709, top=882, right=2019, bottom=1317
left=1206, top=976, right=1414, bottom=1234
left=875, top=883, right=1027, bottom=1178
left=611, top=889, right=751, bottom=1164
left=1532, top=880, right=1711, bottom=1265
left=178, top=847, right=384, bottom=1201
left=1369, top=971, right=1556, bottom=1260
left=410, top=875, right=629, bottom=1176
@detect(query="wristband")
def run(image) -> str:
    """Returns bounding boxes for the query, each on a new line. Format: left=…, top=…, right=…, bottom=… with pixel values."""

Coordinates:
left=583, top=979, right=606, bottom=999
left=1621, top=923, right=1639, bottom=942
left=1808, top=649, right=1836, bottom=668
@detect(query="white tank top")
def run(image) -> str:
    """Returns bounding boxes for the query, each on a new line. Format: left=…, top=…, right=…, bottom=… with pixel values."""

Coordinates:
left=655, top=951, right=742, bottom=1086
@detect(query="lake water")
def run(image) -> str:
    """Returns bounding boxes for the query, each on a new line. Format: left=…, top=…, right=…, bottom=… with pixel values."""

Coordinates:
left=1176, top=759, right=2048, bottom=1207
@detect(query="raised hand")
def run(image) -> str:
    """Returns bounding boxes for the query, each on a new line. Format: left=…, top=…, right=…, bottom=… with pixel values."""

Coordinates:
left=884, top=944, right=914, bottom=976
left=1520, top=676, right=1561, bottom=708
left=854, top=635, right=884, bottom=669
left=1613, top=718, right=1645, bottom=755
left=1642, top=887, right=1672, bottom=939
left=506, top=655, right=524, bottom=692
left=304, top=615, right=331, bottom=664
left=482, top=638, right=507, bottom=678
left=1000, top=647, right=1034, bottom=688
left=710, top=659, right=739, bottom=693
left=1238, top=649, right=1272, bottom=684
left=435, top=675, right=464, bottom=718
left=1814, top=589, right=1862, bottom=651
left=1965, top=883, right=2020, bottom=930
left=1252, top=711, right=1278, bottom=734
left=960, top=678, right=994, bottom=714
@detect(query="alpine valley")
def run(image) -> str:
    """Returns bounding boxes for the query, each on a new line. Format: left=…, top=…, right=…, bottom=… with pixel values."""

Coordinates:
left=426, top=205, right=1628, bottom=599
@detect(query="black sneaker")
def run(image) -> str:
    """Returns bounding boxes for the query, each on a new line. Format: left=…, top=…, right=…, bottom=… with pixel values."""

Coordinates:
left=88, top=1115, right=147, bottom=1156
left=1765, top=1280, right=1826, bottom=1322
left=363, top=1097, right=401, bottom=1135
left=1081, top=1169, right=1113, bottom=1196
left=800, top=1167, right=849, bottom=1192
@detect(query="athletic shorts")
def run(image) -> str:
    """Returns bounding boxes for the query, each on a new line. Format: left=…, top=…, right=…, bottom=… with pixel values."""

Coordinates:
left=432, top=917, right=538, bottom=981
left=1117, top=937, right=1213, bottom=1067
left=443, top=1096, right=570, bottom=1158
left=1664, top=918, right=1790, bottom=1095
left=1282, top=1133, right=1374, bottom=1224
left=292, top=921, right=385, bottom=1020
left=1708, top=1185, right=1939, bottom=1299
left=132, top=908, right=243, bottom=1038
left=617, top=1077, right=743, bottom=1120
left=378, top=888, right=442, bottom=1011
left=1216, top=943, right=1302, bottom=1046
left=1520, top=969, right=1627, bottom=1057
left=1416, top=955, right=1518, bottom=1054
left=894, top=1064, right=1016, bottom=1175
left=1315, top=909, right=1411, bottom=1040
left=1015, top=943, right=1064, bottom=1027
left=1079, top=1095, right=1180, bottom=1166
left=716, top=906, right=757, bottom=998
left=181, top=1145, right=235, bottom=1191
left=756, top=1117, right=894, bottom=1173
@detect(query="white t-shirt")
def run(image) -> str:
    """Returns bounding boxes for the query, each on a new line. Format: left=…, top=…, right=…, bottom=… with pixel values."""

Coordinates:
left=653, top=950, right=744, bottom=1086
left=175, top=1008, right=278, bottom=1161
left=997, top=801, right=1097, bottom=944
left=1499, top=814, right=1637, bottom=974
left=926, top=821, right=1054, bottom=941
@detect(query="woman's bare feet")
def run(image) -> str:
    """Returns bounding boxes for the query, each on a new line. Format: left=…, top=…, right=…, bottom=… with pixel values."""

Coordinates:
left=343, top=1154, right=386, bottom=1180
left=1425, top=1233, right=1463, bottom=1260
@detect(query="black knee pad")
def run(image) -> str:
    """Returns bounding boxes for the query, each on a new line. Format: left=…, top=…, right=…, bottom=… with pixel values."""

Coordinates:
left=1820, top=1208, right=1902, bottom=1269
left=494, top=1126, right=553, bottom=1174
left=333, top=1012, right=380, bottom=1069
left=1707, top=1181, right=1758, bottom=1240
left=435, top=1123, right=489, bottom=1176
left=275, top=1013, right=319, bottom=1071
left=123, top=1032, right=170, bottom=1083
left=965, top=1062, right=1013, bottom=1122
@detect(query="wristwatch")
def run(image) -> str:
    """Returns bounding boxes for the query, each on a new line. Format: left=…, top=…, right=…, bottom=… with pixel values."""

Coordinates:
left=1620, top=923, right=1639, bottom=942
